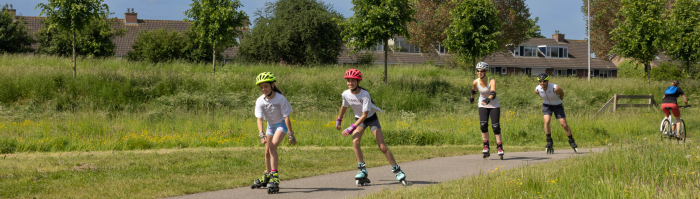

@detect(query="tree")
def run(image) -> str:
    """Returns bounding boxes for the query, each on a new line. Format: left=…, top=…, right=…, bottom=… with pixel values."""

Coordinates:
left=341, top=0, right=414, bottom=83
left=239, top=0, right=344, bottom=65
left=36, top=13, right=124, bottom=58
left=493, top=0, right=532, bottom=53
left=185, top=0, right=247, bottom=74
left=582, top=0, right=623, bottom=61
left=406, top=0, right=455, bottom=56
left=525, top=17, right=545, bottom=38
left=37, top=0, right=109, bottom=77
left=665, top=0, right=700, bottom=77
left=443, top=0, right=502, bottom=79
left=0, top=5, right=35, bottom=53
left=611, top=0, right=667, bottom=83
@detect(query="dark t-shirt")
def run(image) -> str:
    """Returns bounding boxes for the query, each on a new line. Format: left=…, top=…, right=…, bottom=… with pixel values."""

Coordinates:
left=662, top=87, right=685, bottom=104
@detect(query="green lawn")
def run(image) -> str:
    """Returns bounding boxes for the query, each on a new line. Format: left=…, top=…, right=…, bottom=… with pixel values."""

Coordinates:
left=0, top=145, right=542, bottom=199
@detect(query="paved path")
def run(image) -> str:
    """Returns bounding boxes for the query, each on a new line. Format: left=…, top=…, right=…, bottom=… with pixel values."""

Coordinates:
left=166, top=148, right=605, bottom=199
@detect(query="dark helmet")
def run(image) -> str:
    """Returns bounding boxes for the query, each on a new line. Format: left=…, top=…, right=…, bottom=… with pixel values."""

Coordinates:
left=537, top=73, right=549, bottom=82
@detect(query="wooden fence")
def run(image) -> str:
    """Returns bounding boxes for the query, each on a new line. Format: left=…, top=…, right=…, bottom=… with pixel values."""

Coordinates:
left=595, top=94, right=659, bottom=118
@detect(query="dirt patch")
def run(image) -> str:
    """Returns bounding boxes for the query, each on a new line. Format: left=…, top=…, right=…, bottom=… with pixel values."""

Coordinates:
left=73, top=163, right=96, bottom=172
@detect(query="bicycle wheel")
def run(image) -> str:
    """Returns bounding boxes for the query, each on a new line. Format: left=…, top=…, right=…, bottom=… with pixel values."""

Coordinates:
left=680, top=118, right=686, bottom=143
left=660, top=118, right=670, bottom=139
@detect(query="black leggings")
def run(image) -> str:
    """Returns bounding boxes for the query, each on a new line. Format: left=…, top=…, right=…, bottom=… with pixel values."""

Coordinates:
left=478, top=107, right=500, bottom=133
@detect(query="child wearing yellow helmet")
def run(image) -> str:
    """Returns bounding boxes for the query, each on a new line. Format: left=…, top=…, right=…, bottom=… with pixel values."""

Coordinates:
left=251, top=72, right=296, bottom=194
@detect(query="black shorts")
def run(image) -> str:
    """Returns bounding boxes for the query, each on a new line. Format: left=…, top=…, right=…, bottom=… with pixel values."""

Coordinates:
left=355, top=114, right=381, bottom=131
left=542, top=104, right=566, bottom=119
left=478, top=107, right=500, bottom=124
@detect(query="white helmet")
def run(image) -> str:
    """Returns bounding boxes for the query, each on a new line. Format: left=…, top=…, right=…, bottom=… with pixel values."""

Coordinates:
left=476, top=62, right=489, bottom=70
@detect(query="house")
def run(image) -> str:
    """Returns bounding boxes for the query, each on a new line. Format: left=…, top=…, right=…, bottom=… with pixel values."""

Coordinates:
left=9, top=7, right=244, bottom=59
left=339, top=31, right=619, bottom=78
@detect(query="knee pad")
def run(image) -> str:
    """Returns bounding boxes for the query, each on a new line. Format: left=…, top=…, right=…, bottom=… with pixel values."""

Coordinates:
left=480, top=121, right=489, bottom=132
left=492, top=123, right=501, bottom=135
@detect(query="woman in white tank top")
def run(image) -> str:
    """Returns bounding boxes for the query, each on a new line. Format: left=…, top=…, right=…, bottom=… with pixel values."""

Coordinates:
left=469, top=62, right=504, bottom=159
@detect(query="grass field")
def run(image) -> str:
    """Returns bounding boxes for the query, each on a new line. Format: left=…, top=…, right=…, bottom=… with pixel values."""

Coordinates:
left=365, top=139, right=700, bottom=199
left=0, top=145, right=541, bottom=199
left=1, top=54, right=697, bottom=153
left=0, top=54, right=698, bottom=198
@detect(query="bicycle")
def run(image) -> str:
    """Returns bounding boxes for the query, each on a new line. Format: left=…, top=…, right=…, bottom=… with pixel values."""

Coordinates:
left=659, top=105, right=690, bottom=143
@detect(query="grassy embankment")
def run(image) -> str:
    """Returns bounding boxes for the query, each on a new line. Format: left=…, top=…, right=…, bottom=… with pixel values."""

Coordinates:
left=1, top=54, right=696, bottom=152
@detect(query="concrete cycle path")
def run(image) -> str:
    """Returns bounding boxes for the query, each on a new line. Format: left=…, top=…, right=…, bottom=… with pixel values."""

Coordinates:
left=166, top=148, right=605, bottom=199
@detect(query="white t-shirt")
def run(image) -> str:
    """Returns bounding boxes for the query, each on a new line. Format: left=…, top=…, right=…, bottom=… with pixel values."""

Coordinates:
left=254, top=93, right=293, bottom=125
left=536, top=83, right=563, bottom=105
left=342, top=89, right=383, bottom=118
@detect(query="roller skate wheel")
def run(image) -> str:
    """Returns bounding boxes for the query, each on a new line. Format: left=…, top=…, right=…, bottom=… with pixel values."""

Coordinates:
left=573, top=148, right=578, bottom=154
left=499, top=154, right=503, bottom=160
left=356, top=180, right=361, bottom=187
left=401, top=180, right=408, bottom=186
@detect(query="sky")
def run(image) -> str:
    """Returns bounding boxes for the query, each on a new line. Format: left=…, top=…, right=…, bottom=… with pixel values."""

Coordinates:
left=2, top=0, right=588, bottom=40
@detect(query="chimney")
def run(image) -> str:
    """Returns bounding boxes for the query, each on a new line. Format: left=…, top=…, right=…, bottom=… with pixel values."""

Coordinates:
left=552, top=30, right=565, bottom=43
left=124, top=8, right=137, bottom=24
left=3, top=4, right=16, bottom=17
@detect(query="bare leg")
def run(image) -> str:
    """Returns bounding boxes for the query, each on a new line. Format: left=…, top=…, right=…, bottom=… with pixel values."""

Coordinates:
left=352, top=126, right=366, bottom=163
left=268, top=131, right=287, bottom=170
left=558, top=118, right=572, bottom=137
left=372, top=128, right=397, bottom=165
left=543, top=115, right=552, bottom=135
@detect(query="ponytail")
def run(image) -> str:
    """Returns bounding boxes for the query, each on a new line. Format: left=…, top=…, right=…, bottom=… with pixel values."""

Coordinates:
left=272, top=82, right=283, bottom=95
left=357, top=86, right=375, bottom=104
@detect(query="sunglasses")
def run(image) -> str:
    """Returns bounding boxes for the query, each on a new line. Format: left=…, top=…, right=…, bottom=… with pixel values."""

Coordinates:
left=477, top=70, right=487, bottom=73
left=539, top=80, right=548, bottom=83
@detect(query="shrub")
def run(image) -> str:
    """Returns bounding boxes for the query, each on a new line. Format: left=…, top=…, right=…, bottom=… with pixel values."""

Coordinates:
left=651, top=61, right=684, bottom=81
left=126, top=28, right=220, bottom=63
left=239, top=0, right=344, bottom=65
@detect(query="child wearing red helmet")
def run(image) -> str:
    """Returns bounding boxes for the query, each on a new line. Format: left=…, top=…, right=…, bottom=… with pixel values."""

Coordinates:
left=335, top=69, right=408, bottom=186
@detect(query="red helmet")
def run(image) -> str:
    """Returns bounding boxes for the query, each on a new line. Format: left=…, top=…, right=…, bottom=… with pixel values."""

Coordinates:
left=344, top=69, right=362, bottom=80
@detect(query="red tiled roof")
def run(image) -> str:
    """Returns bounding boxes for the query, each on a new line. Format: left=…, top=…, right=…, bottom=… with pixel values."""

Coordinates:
left=338, top=37, right=618, bottom=70
left=17, top=16, right=241, bottom=58
left=483, top=38, right=618, bottom=70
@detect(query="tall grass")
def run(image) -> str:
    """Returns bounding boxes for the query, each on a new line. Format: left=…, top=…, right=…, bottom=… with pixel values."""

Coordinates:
left=0, top=54, right=697, bottom=153
left=365, top=139, right=700, bottom=198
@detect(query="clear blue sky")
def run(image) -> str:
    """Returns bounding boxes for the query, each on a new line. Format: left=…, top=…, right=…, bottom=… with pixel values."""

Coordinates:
left=3, top=0, right=588, bottom=40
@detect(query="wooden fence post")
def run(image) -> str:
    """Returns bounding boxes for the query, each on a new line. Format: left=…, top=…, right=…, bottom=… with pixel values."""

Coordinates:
left=613, top=94, right=618, bottom=112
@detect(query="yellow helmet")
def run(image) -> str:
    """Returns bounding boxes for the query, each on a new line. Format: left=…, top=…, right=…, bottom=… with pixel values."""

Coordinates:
left=256, top=72, right=276, bottom=85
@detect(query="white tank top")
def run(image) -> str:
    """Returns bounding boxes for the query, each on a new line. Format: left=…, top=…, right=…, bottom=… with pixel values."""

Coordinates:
left=477, top=77, right=500, bottom=108
left=536, top=83, right=562, bottom=105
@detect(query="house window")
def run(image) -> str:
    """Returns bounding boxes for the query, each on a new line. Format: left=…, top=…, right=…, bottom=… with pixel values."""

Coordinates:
left=520, top=68, right=532, bottom=75
left=514, top=46, right=537, bottom=57
left=502, top=68, right=507, bottom=75
left=490, top=67, right=502, bottom=74
left=542, top=46, right=568, bottom=58
left=437, top=44, right=447, bottom=54
left=572, top=69, right=577, bottom=76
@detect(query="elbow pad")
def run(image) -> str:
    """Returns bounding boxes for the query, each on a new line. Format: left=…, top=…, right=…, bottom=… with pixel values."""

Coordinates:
left=490, top=91, right=497, bottom=98
left=471, top=89, right=477, bottom=95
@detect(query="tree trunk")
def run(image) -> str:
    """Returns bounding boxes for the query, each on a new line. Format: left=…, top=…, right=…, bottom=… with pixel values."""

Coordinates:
left=645, top=62, right=650, bottom=84
left=212, top=43, right=216, bottom=75
left=384, top=39, right=388, bottom=84
left=72, top=31, right=76, bottom=78
left=472, top=58, right=476, bottom=79
left=687, top=60, right=691, bottom=78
